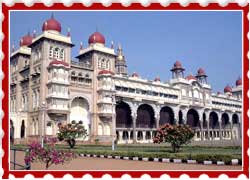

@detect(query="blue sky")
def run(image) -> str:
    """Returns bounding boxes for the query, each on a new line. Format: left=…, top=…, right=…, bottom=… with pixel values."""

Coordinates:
left=10, top=11, right=242, bottom=92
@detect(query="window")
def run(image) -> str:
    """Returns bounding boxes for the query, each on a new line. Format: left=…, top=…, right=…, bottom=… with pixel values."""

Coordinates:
left=54, top=47, right=59, bottom=59
left=60, top=49, right=64, bottom=60
left=49, top=46, right=53, bottom=58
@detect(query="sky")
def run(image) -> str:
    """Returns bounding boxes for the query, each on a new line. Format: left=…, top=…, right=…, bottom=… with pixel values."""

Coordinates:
left=10, top=11, right=242, bottom=92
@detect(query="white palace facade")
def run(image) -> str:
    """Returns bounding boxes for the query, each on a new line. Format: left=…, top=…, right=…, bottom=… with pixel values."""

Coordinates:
left=10, top=15, right=242, bottom=144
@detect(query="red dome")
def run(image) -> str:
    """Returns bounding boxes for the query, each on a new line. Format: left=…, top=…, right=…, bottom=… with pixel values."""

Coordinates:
left=98, top=70, right=114, bottom=75
left=132, top=72, right=139, bottom=77
left=49, top=60, right=69, bottom=67
left=42, top=15, right=61, bottom=33
left=236, top=77, right=242, bottom=86
left=154, top=77, right=161, bottom=82
left=19, top=33, right=33, bottom=46
left=197, top=68, right=205, bottom=75
left=88, top=32, right=105, bottom=44
left=224, top=85, right=232, bottom=93
left=174, top=61, right=182, bottom=68
left=186, top=74, right=196, bottom=81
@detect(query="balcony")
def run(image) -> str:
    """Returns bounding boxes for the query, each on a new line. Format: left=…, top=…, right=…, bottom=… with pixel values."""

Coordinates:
left=71, top=61, right=93, bottom=69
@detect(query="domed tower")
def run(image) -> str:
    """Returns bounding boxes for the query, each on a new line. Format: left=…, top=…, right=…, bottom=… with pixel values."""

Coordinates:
left=195, top=68, right=208, bottom=84
left=224, top=85, right=232, bottom=95
left=76, top=30, right=116, bottom=143
left=10, top=32, right=33, bottom=139
left=232, top=77, right=242, bottom=99
left=26, top=14, right=74, bottom=138
left=171, top=61, right=185, bottom=79
left=115, top=44, right=128, bottom=76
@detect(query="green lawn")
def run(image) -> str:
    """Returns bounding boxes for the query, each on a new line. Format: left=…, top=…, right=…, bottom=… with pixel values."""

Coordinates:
left=12, top=143, right=242, bottom=164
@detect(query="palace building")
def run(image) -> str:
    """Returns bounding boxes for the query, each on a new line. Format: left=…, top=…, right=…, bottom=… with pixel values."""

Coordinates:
left=10, top=15, right=242, bottom=144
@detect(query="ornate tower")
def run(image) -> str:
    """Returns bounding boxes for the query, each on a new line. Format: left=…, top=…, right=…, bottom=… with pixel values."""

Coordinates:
left=115, top=44, right=128, bottom=76
left=232, top=77, right=242, bottom=99
left=10, top=32, right=33, bottom=139
left=76, top=31, right=116, bottom=142
left=28, top=14, right=74, bottom=138
left=195, top=68, right=208, bottom=84
left=171, top=60, right=185, bottom=79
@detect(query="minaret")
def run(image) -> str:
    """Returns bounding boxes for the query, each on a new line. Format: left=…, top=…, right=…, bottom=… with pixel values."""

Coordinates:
left=115, top=44, right=128, bottom=76
left=195, top=68, right=208, bottom=84
left=170, top=60, right=185, bottom=79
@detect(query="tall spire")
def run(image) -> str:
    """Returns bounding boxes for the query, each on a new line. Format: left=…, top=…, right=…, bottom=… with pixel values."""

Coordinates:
left=111, top=41, right=114, bottom=49
left=67, top=27, right=71, bottom=37
left=80, top=41, right=83, bottom=50
left=33, top=29, right=36, bottom=38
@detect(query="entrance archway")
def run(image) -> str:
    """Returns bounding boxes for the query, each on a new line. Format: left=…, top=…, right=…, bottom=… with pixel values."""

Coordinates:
left=70, top=97, right=90, bottom=139
left=20, top=120, right=25, bottom=138
left=116, top=101, right=132, bottom=128
left=209, top=112, right=219, bottom=129
left=159, top=106, right=175, bottom=125
left=178, top=110, right=183, bottom=124
left=186, top=109, right=200, bottom=128
left=10, top=120, right=14, bottom=143
left=136, top=104, right=155, bottom=128
left=221, top=113, right=230, bottom=129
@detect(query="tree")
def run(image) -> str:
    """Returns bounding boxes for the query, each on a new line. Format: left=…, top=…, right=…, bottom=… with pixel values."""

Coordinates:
left=57, top=122, right=88, bottom=148
left=24, top=137, right=76, bottom=170
left=153, top=124, right=195, bottom=153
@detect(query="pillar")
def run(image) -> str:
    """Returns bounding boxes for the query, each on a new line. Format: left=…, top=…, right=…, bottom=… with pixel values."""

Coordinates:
left=132, top=114, right=136, bottom=143
left=219, top=121, right=222, bottom=140
left=142, top=131, right=146, bottom=142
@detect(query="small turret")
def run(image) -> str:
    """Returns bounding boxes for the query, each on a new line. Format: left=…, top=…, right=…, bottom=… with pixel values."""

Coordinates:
left=115, top=44, right=128, bottom=76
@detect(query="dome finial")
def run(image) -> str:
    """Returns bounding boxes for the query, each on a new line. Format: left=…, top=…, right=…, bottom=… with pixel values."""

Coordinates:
left=80, top=41, right=83, bottom=50
left=12, top=44, right=15, bottom=53
left=111, top=41, right=114, bottom=49
left=67, top=27, right=71, bottom=37
left=33, top=29, right=36, bottom=38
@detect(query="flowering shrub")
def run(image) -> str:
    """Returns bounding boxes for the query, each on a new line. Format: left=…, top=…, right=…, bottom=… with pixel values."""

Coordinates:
left=153, top=124, right=195, bottom=153
left=24, top=137, right=76, bottom=169
left=57, top=123, right=88, bottom=148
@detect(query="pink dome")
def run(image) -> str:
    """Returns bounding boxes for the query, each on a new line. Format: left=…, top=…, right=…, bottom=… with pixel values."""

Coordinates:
left=42, top=15, right=61, bottom=33
left=224, top=85, right=232, bottom=93
left=186, top=74, right=196, bottom=81
left=49, top=60, right=69, bottom=67
left=236, top=77, right=242, bottom=86
left=174, top=60, right=182, bottom=68
left=19, top=33, right=33, bottom=46
left=154, top=77, right=161, bottom=82
left=132, top=72, right=139, bottom=77
left=98, top=70, right=114, bottom=75
left=88, top=31, right=105, bottom=44
left=197, top=68, right=205, bottom=75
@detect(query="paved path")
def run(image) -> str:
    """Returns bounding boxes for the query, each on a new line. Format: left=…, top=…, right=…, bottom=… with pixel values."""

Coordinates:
left=10, top=151, right=241, bottom=171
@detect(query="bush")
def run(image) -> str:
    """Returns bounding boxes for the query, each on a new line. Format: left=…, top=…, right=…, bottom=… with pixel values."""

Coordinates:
left=57, top=123, right=88, bottom=148
left=24, top=137, right=76, bottom=169
left=153, top=124, right=195, bottom=153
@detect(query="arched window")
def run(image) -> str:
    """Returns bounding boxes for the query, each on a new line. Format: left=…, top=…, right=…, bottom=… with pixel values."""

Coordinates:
left=20, top=120, right=25, bottom=138
left=60, top=49, right=64, bottom=60
left=106, top=60, right=109, bottom=69
left=49, top=46, right=53, bottom=58
left=54, top=47, right=60, bottom=59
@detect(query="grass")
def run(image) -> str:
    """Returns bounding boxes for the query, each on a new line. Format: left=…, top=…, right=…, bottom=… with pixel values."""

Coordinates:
left=12, top=143, right=242, bottom=165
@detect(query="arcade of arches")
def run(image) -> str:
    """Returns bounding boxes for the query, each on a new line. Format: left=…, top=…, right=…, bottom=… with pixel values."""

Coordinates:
left=115, top=101, right=241, bottom=144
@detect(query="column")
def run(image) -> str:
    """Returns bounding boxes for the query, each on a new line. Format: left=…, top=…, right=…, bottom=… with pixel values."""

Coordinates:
left=142, top=131, right=146, bottom=142
left=200, top=120, right=204, bottom=141
left=132, top=114, right=136, bottom=143
left=128, top=130, right=131, bottom=142
left=219, top=121, right=222, bottom=140
left=119, top=131, right=122, bottom=142
left=156, top=115, right=160, bottom=129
